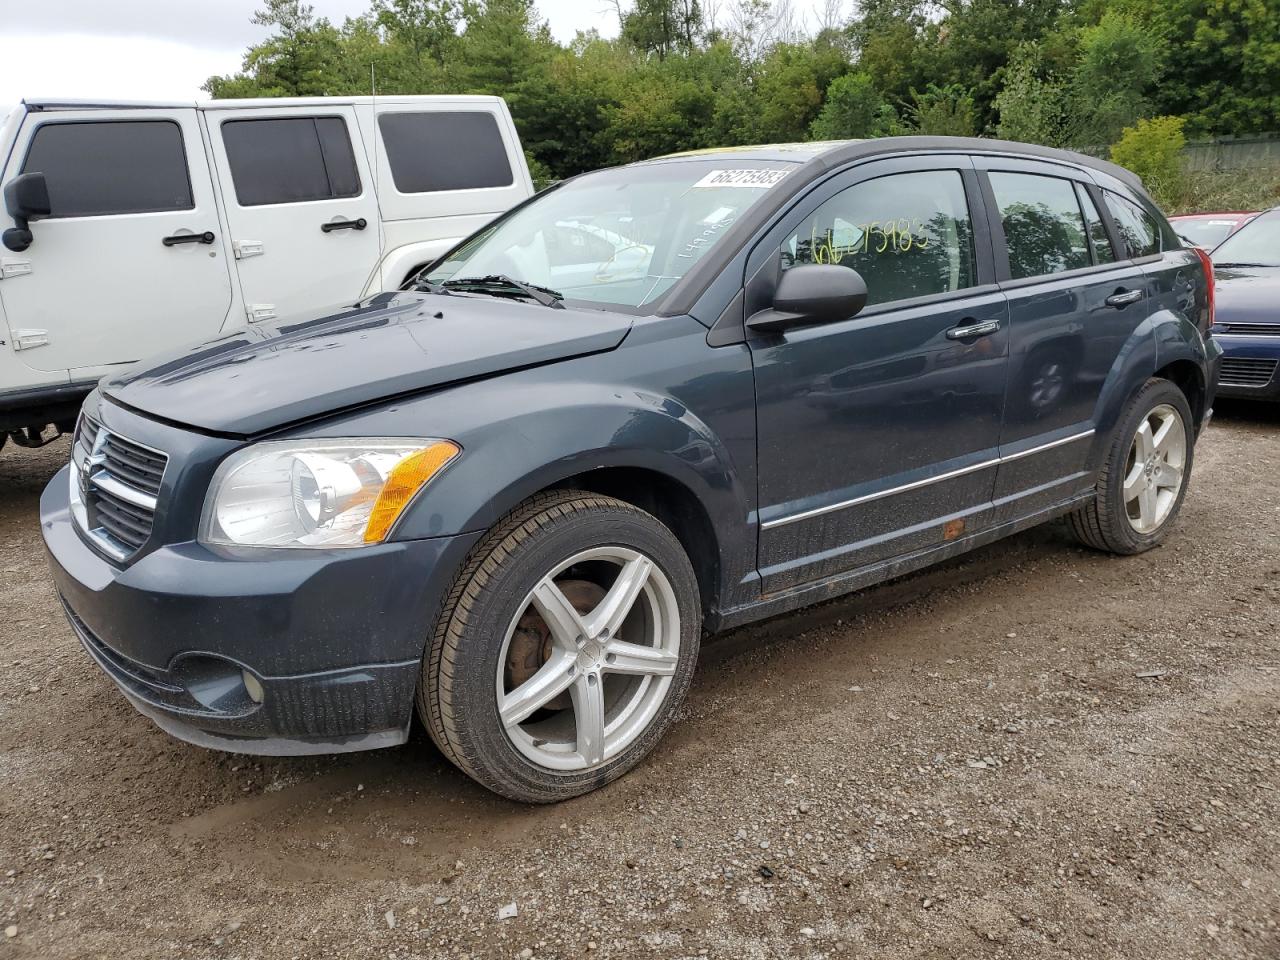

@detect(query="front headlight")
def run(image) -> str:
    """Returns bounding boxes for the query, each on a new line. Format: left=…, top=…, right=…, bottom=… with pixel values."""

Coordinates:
left=199, top=438, right=460, bottom=549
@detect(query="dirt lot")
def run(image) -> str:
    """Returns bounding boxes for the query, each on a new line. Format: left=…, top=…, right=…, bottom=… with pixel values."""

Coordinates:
left=1, top=405, right=1278, bottom=960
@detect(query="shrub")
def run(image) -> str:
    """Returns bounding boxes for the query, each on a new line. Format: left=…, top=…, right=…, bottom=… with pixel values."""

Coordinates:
left=1110, top=116, right=1187, bottom=209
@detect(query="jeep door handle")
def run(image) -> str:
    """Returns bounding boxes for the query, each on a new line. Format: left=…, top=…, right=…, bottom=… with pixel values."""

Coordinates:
left=162, top=231, right=215, bottom=247
left=1105, top=289, right=1143, bottom=308
left=946, top=318, right=1002, bottom=340
left=321, top=218, right=367, bottom=233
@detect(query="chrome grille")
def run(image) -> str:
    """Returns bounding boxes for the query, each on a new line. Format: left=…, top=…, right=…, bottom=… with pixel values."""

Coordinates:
left=70, top=416, right=167, bottom=561
left=1219, top=357, right=1278, bottom=388
left=1218, top=322, right=1280, bottom=337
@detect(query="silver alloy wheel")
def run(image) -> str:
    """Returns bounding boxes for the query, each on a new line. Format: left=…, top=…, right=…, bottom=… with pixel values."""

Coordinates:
left=495, top=546, right=681, bottom=772
left=1123, top=402, right=1187, bottom=534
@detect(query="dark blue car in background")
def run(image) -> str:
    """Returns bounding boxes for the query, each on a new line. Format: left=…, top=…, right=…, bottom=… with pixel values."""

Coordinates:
left=41, top=137, right=1219, bottom=803
left=1211, top=207, right=1280, bottom=400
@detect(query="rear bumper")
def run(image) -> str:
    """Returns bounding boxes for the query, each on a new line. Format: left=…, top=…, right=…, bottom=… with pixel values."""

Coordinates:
left=42, top=465, right=480, bottom=755
left=1214, top=333, right=1280, bottom=400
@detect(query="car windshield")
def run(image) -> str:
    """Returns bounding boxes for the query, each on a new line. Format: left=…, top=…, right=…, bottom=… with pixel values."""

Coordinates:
left=1212, top=209, right=1280, bottom=267
left=425, top=159, right=797, bottom=310
left=1175, top=217, right=1242, bottom=249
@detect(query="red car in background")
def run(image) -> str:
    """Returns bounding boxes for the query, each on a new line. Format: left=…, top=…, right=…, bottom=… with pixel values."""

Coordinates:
left=1169, top=211, right=1257, bottom=250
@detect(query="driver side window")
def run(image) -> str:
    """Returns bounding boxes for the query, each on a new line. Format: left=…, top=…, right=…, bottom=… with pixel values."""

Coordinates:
left=783, top=170, right=977, bottom=308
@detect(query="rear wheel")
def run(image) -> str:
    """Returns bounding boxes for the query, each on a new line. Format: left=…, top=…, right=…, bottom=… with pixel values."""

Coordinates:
left=1069, top=378, right=1194, bottom=555
left=418, top=490, right=701, bottom=803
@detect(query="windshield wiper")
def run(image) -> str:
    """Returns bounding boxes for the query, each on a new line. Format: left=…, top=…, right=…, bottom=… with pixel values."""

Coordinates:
left=441, top=274, right=565, bottom=309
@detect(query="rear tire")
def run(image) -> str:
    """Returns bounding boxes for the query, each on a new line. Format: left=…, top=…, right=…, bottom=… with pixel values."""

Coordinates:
left=1069, top=378, right=1194, bottom=555
left=418, top=489, right=701, bottom=803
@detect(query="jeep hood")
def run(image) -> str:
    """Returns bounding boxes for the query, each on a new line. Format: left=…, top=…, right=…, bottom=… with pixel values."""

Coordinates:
left=102, top=293, right=633, bottom=436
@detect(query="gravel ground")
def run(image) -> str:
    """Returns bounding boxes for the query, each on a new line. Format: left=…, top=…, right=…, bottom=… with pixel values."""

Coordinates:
left=1, top=403, right=1278, bottom=960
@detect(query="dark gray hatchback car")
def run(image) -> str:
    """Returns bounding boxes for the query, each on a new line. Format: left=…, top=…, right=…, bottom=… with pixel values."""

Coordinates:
left=42, top=137, right=1220, bottom=802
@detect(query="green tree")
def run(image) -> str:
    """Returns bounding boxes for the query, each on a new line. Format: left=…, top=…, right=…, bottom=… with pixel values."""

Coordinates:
left=995, top=45, right=1074, bottom=146
left=621, top=0, right=703, bottom=59
left=1086, top=0, right=1280, bottom=135
left=1070, top=12, right=1162, bottom=147
left=904, top=83, right=978, bottom=137
left=204, top=1, right=343, bottom=97
left=846, top=0, right=928, bottom=108
left=809, top=72, right=897, bottom=140
left=747, top=40, right=848, bottom=143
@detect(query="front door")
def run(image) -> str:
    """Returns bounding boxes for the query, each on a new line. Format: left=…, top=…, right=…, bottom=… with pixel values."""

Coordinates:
left=747, top=157, right=1008, bottom=592
left=0, top=109, right=234, bottom=377
left=206, top=107, right=382, bottom=324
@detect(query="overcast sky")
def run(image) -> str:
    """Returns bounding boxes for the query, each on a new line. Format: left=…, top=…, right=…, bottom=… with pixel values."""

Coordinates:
left=0, top=0, right=631, bottom=112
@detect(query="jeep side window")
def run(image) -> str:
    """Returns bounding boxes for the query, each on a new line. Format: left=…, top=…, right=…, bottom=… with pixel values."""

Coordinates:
left=378, top=112, right=514, bottom=193
left=988, top=172, right=1090, bottom=279
left=1103, top=191, right=1160, bottom=258
left=782, top=170, right=976, bottom=307
left=221, top=116, right=361, bottom=207
left=21, top=120, right=193, bottom=218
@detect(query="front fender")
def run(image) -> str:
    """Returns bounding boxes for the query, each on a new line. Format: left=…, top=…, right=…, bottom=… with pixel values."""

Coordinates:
left=396, top=384, right=747, bottom=542
left=315, top=316, right=760, bottom=614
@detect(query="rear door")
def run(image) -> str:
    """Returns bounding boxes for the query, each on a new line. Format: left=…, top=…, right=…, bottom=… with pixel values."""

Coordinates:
left=207, top=106, right=382, bottom=324
left=0, top=108, right=233, bottom=376
left=974, top=157, right=1148, bottom=520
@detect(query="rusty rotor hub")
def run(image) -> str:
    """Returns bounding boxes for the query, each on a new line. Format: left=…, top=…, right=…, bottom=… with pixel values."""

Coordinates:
left=505, top=578, right=606, bottom=712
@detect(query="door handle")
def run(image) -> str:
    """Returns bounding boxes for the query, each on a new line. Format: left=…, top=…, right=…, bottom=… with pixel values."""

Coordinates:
left=945, top=318, right=1001, bottom=340
left=162, top=231, right=215, bottom=247
left=1105, top=289, right=1142, bottom=308
left=321, top=218, right=367, bottom=233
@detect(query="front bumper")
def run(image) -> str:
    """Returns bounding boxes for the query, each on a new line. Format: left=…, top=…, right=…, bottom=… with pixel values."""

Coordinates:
left=42, top=466, right=479, bottom=755
left=1214, top=333, right=1280, bottom=400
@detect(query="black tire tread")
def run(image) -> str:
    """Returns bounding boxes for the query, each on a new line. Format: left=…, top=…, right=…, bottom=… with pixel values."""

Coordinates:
left=418, top=489, right=666, bottom=790
left=1068, top=377, right=1192, bottom=555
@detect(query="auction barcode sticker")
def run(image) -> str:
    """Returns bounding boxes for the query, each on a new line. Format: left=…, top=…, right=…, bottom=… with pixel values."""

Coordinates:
left=691, top=168, right=790, bottom=189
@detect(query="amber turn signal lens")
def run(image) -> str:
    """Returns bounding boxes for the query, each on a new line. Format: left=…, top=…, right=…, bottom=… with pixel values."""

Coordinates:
left=363, top=441, right=461, bottom=543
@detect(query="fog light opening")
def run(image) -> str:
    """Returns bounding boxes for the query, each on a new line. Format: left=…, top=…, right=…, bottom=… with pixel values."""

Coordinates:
left=242, top=670, right=265, bottom=704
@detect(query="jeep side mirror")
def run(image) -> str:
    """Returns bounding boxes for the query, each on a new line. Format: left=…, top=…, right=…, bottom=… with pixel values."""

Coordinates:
left=746, top=263, right=868, bottom=334
left=3, top=172, right=51, bottom=252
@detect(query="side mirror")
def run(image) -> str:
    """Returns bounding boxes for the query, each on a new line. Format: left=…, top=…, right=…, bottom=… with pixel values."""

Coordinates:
left=3, top=172, right=51, bottom=253
left=747, top=263, right=868, bottom=334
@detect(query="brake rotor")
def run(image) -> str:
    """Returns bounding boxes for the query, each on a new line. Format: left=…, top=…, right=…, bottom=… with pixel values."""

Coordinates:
left=505, top=578, right=606, bottom=713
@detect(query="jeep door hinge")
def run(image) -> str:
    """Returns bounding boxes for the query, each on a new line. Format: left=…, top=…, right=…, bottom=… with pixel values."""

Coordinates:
left=0, top=259, right=32, bottom=279
left=233, top=239, right=264, bottom=260
left=246, top=304, right=277, bottom=323
left=12, top=328, right=49, bottom=351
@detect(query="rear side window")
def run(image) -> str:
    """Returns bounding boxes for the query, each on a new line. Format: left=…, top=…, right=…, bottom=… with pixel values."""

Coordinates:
left=1103, top=191, right=1160, bottom=258
left=782, top=169, right=977, bottom=308
left=989, top=172, right=1089, bottom=279
left=378, top=112, right=514, bottom=193
left=1076, top=186, right=1117, bottom=265
left=22, top=120, right=193, bottom=218
left=221, top=116, right=360, bottom=206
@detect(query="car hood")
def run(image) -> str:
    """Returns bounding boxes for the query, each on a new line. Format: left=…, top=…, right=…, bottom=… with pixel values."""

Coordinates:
left=1213, top=265, right=1280, bottom=328
left=102, top=292, right=633, bottom=436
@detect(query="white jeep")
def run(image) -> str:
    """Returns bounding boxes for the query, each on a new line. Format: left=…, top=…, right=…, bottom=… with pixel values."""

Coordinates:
left=0, top=95, right=533, bottom=450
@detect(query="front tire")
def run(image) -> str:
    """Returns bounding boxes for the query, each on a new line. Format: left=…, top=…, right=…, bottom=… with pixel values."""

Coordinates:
left=418, top=490, right=701, bottom=803
left=1069, top=378, right=1194, bottom=555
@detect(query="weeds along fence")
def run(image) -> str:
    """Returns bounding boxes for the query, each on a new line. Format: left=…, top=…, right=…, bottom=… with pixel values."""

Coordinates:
left=1181, top=135, right=1280, bottom=173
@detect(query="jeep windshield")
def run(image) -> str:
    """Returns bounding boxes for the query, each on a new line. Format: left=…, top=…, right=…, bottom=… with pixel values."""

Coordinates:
left=424, top=158, right=797, bottom=311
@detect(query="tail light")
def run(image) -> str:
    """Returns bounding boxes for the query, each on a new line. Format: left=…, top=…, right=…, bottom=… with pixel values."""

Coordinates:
left=1192, top=245, right=1215, bottom=332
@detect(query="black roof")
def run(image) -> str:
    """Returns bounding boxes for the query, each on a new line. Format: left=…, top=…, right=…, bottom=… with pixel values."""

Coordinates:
left=655, top=135, right=1145, bottom=195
